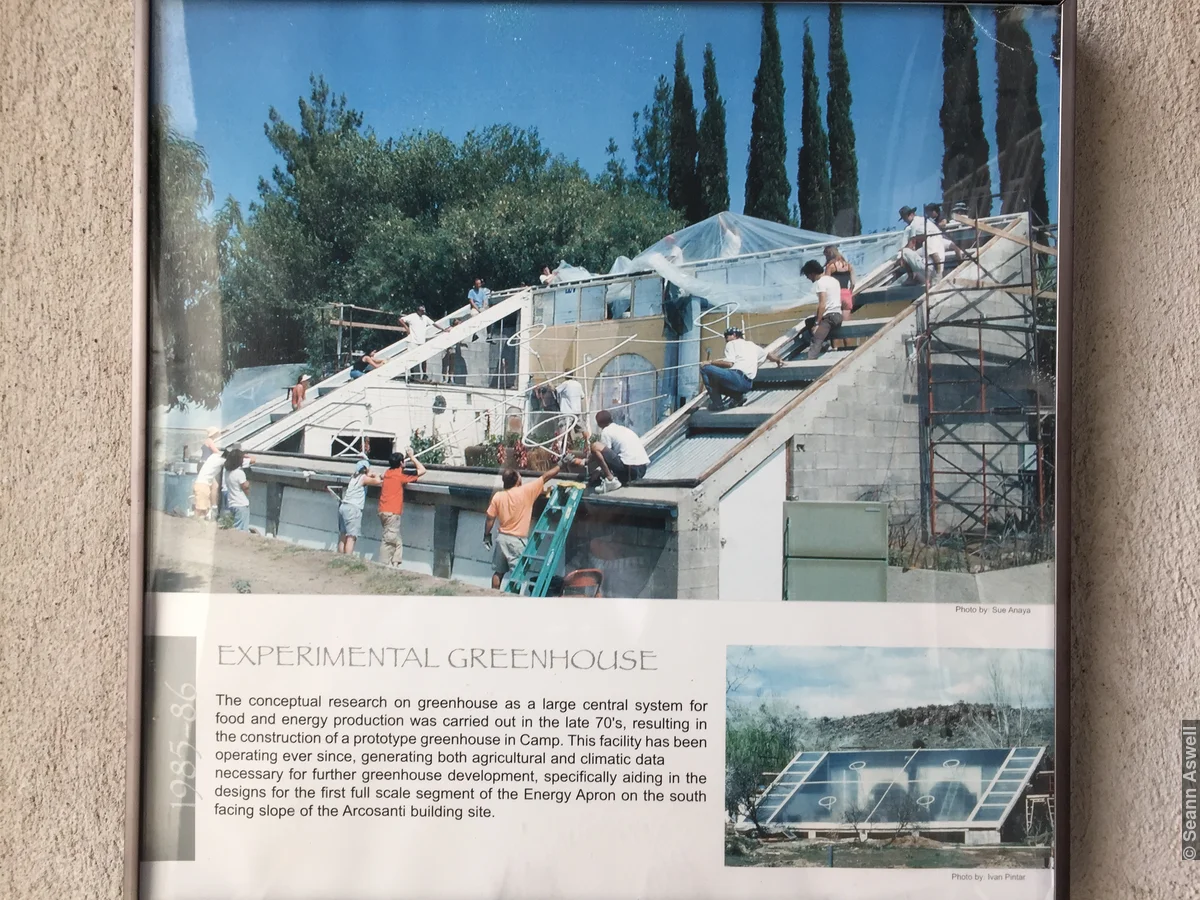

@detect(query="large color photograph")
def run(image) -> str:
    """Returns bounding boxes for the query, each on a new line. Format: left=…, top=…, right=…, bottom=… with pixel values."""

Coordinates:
left=725, top=645, right=1056, bottom=868
left=147, top=1, right=1063, bottom=602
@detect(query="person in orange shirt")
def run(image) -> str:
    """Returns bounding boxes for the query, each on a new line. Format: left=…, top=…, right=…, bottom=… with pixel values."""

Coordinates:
left=483, top=463, right=562, bottom=589
left=377, top=449, right=427, bottom=567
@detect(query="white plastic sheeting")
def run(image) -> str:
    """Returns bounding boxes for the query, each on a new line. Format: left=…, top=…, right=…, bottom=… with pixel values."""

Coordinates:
left=545, top=212, right=905, bottom=316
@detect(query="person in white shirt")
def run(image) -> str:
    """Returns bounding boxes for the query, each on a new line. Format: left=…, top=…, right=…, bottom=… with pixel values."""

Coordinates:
left=397, top=304, right=445, bottom=381
left=802, top=259, right=844, bottom=360
left=555, top=376, right=585, bottom=418
left=566, top=409, right=650, bottom=493
left=700, top=327, right=763, bottom=411
left=192, top=448, right=225, bottom=519
left=221, top=448, right=252, bottom=532
left=899, top=205, right=946, bottom=279
left=538, top=266, right=558, bottom=286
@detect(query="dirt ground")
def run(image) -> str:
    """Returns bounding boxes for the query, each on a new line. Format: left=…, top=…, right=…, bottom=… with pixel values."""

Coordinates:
left=147, top=511, right=496, bottom=596
left=725, top=833, right=1052, bottom=869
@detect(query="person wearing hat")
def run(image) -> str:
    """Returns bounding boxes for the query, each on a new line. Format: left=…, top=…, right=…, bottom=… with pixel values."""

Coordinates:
left=337, top=458, right=383, bottom=556
left=700, top=326, right=765, bottom=411
left=200, top=426, right=221, bottom=462
left=290, top=373, right=311, bottom=411
left=899, top=205, right=947, bottom=280
left=193, top=441, right=225, bottom=519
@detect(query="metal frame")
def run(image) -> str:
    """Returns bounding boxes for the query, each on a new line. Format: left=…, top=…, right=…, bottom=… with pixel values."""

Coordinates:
left=917, top=212, right=1057, bottom=557
left=126, top=1, right=1076, bottom=896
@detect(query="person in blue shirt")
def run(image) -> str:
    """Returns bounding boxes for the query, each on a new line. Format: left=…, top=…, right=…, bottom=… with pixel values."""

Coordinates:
left=468, top=277, right=491, bottom=313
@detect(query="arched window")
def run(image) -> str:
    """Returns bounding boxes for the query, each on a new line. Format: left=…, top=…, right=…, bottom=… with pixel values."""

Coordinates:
left=591, top=353, right=659, bottom=436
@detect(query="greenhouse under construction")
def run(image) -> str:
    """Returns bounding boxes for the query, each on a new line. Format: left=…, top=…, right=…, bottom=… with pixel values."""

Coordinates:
left=152, top=208, right=1057, bottom=602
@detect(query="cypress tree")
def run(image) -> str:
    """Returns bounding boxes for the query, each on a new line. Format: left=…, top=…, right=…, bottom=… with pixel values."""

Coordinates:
left=667, top=37, right=703, bottom=223
left=744, top=3, right=790, bottom=224
left=995, top=7, right=1049, bottom=227
left=940, top=5, right=993, bottom=218
left=1051, top=15, right=1061, bottom=75
left=797, top=22, right=833, bottom=233
left=825, top=3, right=860, bottom=236
left=632, top=75, right=672, bottom=202
left=696, top=43, right=730, bottom=218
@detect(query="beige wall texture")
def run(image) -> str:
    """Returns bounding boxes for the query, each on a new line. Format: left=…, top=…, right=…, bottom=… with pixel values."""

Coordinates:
left=1, top=0, right=1198, bottom=896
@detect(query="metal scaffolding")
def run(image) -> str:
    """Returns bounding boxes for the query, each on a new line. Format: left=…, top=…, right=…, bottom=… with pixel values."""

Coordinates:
left=917, top=211, right=1056, bottom=557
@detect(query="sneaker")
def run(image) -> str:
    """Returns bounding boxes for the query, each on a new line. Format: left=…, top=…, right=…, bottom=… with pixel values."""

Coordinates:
left=708, top=399, right=727, bottom=412
left=728, top=394, right=747, bottom=409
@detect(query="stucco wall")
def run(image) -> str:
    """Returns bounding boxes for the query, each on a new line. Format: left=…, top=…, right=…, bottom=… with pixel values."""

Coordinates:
left=1, top=0, right=1198, bottom=898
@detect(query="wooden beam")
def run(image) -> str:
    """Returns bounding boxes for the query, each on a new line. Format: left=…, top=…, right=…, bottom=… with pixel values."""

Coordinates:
left=328, top=319, right=407, bottom=333
left=951, top=214, right=1057, bottom=256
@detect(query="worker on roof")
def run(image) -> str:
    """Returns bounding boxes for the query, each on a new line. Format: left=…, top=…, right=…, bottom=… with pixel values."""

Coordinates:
left=700, top=326, right=764, bottom=412
left=802, top=259, right=844, bottom=360
left=397, top=304, right=446, bottom=382
left=484, top=461, right=563, bottom=590
left=349, top=349, right=383, bottom=380
left=290, top=373, right=311, bottom=411
left=899, top=205, right=947, bottom=280
left=564, top=409, right=649, bottom=495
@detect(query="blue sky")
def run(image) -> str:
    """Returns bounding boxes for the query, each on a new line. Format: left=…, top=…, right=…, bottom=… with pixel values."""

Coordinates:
left=157, top=1, right=1061, bottom=235
left=727, top=645, right=1054, bottom=717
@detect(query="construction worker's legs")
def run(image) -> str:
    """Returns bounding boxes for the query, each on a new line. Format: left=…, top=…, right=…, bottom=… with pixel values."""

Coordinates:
left=231, top=506, right=250, bottom=532
left=492, top=533, right=526, bottom=589
left=193, top=480, right=212, bottom=516
left=807, top=313, right=843, bottom=360
left=338, top=503, right=362, bottom=554
left=379, top=512, right=403, bottom=566
left=700, top=364, right=752, bottom=409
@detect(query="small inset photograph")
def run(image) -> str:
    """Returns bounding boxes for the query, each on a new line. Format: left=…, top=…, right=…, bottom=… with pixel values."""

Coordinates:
left=725, top=645, right=1054, bottom=869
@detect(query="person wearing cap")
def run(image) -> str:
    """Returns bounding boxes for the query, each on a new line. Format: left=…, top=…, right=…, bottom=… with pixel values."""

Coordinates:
left=290, top=373, right=311, bottom=411
left=398, top=304, right=446, bottom=381
left=377, top=448, right=427, bottom=567
left=700, top=326, right=764, bottom=411
left=899, top=205, right=947, bottom=280
left=337, top=458, right=383, bottom=555
left=349, top=349, right=383, bottom=380
left=200, top=426, right=221, bottom=462
left=193, top=443, right=225, bottom=519
left=802, top=259, right=844, bottom=360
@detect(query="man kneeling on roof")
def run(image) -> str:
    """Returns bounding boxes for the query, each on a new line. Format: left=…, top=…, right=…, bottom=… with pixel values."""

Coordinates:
left=564, top=409, right=649, bottom=495
left=484, top=462, right=563, bottom=590
left=700, top=326, right=763, bottom=412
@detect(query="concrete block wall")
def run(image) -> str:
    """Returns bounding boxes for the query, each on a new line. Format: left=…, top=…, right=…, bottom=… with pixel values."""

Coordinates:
left=786, top=316, right=926, bottom=523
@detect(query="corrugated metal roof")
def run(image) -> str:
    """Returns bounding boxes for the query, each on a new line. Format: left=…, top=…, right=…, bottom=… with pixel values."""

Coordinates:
left=644, top=434, right=744, bottom=481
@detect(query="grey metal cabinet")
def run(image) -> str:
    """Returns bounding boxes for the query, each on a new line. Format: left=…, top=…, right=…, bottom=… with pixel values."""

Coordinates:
left=782, top=501, right=888, bottom=602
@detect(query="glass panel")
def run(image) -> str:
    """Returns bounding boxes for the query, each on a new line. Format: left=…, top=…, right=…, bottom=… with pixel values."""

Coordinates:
left=580, top=285, right=608, bottom=322
left=533, top=290, right=554, bottom=326
left=631, top=276, right=662, bottom=318
left=553, top=287, right=578, bottom=325
left=590, top=353, right=660, bottom=435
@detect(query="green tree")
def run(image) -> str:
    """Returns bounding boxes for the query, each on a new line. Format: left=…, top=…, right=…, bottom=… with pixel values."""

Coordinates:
left=995, top=7, right=1050, bottom=228
left=696, top=43, right=730, bottom=218
left=1051, top=15, right=1061, bottom=75
left=825, top=3, right=861, bottom=236
left=940, top=6, right=993, bottom=218
left=632, top=75, right=672, bottom=202
left=668, top=37, right=702, bottom=223
left=222, top=77, right=683, bottom=371
left=743, top=3, right=790, bottom=223
left=797, top=23, right=833, bottom=233
left=599, top=137, right=629, bottom=194
left=148, top=106, right=226, bottom=409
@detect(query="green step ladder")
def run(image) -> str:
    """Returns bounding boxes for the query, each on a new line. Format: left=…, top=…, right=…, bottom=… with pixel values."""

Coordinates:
left=501, top=482, right=586, bottom=597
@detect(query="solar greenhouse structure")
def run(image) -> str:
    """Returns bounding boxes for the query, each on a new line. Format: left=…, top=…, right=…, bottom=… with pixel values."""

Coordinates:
left=752, top=747, right=1047, bottom=844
